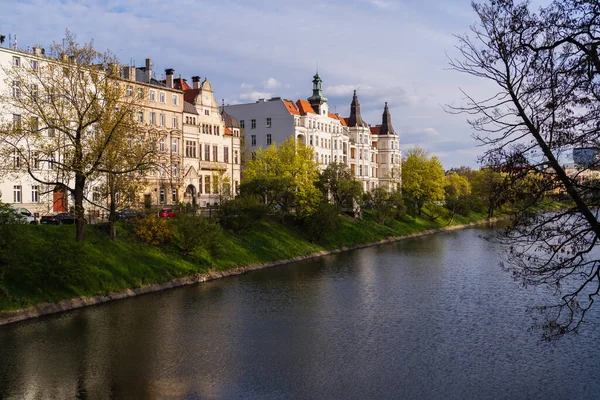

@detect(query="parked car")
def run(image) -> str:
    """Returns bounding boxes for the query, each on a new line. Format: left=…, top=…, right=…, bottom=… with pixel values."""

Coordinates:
left=10, top=206, right=37, bottom=224
left=40, top=212, right=75, bottom=225
left=116, top=209, right=146, bottom=221
left=158, top=208, right=176, bottom=218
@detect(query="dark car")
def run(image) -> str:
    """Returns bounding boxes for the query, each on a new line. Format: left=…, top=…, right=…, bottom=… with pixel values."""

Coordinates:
left=158, top=208, right=176, bottom=218
left=116, top=209, right=146, bottom=221
left=40, top=212, right=75, bottom=225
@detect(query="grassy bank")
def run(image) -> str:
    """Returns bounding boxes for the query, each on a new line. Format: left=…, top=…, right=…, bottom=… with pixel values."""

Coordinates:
left=1, top=209, right=494, bottom=311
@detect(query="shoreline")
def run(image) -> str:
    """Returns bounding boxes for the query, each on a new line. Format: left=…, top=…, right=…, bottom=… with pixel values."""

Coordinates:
left=0, top=218, right=498, bottom=327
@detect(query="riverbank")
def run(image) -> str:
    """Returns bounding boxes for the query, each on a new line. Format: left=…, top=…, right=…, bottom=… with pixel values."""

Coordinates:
left=0, top=211, right=503, bottom=326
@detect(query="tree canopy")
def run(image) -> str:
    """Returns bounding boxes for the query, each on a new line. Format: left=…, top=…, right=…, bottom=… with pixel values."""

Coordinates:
left=401, top=146, right=445, bottom=216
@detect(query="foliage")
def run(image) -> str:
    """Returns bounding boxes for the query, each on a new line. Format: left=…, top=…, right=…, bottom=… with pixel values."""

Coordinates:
left=364, top=188, right=405, bottom=225
left=401, top=147, right=445, bottom=216
left=444, top=172, right=471, bottom=221
left=449, top=0, right=600, bottom=339
left=176, top=215, right=223, bottom=256
left=317, top=163, right=363, bottom=208
left=217, top=195, right=270, bottom=232
left=133, top=215, right=173, bottom=246
left=301, top=201, right=341, bottom=242
left=242, top=137, right=322, bottom=217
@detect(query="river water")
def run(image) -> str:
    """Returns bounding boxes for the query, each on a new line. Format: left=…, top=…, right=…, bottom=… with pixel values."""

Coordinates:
left=1, top=225, right=599, bottom=399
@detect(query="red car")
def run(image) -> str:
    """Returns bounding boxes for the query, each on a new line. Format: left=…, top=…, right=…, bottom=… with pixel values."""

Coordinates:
left=158, top=208, right=176, bottom=218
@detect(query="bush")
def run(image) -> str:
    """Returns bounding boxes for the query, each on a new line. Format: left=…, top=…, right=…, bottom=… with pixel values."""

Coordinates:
left=217, top=196, right=270, bottom=232
left=301, top=202, right=340, bottom=242
left=134, top=215, right=173, bottom=245
left=176, top=215, right=223, bottom=256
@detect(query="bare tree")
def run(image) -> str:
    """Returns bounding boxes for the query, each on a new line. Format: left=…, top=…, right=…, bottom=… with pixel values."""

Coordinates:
left=448, top=0, right=600, bottom=340
left=0, top=31, right=151, bottom=242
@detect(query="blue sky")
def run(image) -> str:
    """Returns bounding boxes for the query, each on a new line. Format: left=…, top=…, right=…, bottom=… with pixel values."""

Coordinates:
left=0, top=0, right=501, bottom=168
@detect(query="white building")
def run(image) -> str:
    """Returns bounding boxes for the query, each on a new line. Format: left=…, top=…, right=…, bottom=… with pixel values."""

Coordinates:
left=224, top=74, right=402, bottom=191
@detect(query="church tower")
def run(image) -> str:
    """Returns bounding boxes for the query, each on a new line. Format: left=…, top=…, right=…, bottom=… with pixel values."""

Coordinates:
left=307, top=73, right=328, bottom=115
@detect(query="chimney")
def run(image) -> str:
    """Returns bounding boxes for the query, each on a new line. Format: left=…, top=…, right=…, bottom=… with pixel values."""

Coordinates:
left=32, top=47, right=41, bottom=56
left=165, top=68, right=174, bottom=88
left=145, top=58, right=152, bottom=83
left=192, top=76, right=201, bottom=89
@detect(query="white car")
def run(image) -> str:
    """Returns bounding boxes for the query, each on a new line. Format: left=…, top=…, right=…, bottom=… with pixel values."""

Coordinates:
left=10, top=206, right=37, bottom=224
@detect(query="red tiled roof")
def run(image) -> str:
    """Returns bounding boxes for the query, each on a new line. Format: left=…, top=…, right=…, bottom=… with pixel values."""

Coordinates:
left=370, top=127, right=381, bottom=135
left=339, top=117, right=348, bottom=127
left=224, top=127, right=233, bottom=136
left=296, top=99, right=315, bottom=115
left=283, top=100, right=299, bottom=115
left=173, top=78, right=192, bottom=91
left=183, top=88, right=200, bottom=104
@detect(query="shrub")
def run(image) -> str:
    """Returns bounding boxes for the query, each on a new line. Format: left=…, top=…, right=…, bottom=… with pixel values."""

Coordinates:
left=134, top=215, right=173, bottom=245
left=217, top=196, right=270, bottom=232
left=176, top=215, right=223, bottom=256
left=301, top=202, right=340, bottom=242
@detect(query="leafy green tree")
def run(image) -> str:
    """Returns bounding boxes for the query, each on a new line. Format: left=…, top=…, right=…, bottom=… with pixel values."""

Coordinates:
left=401, top=147, right=445, bottom=216
left=242, top=137, right=321, bottom=216
left=318, top=162, right=363, bottom=208
left=176, top=215, right=223, bottom=256
left=470, top=169, right=509, bottom=218
left=444, top=172, right=471, bottom=224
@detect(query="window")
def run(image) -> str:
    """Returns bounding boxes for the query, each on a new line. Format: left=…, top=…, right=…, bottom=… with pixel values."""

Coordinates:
left=159, top=92, right=166, bottom=103
left=224, top=146, right=229, bottom=163
left=12, top=150, right=20, bottom=169
left=266, top=118, right=271, bottom=128
left=209, top=125, right=213, bottom=135
left=149, top=90, right=156, bottom=102
left=12, top=56, right=20, bottom=67
left=359, top=165, right=363, bottom=176
left=126, top=86, right=133, bottom=97
left=172, top=94, right=178, bottom=106
left=159, top=188, right=166, bottom=204
left=160, top=114, right=166, bottom=127
left=171, top=138, right=179, bottom=153
left=173, top=163, right=179, bottom=178
left=185, top=140, right=197, bottom=158
left=266, top=134, right=272, bottom=145
left=30, top=59, right=38, bottom=70
left=251, top=135, right=256, bottom=146
left=172, top=116, right=178, bottom=128
left=215, top=126, right=220, bottom=136
left=205, top=109, right=209, bottom=116
left=48, top=127, right=55, bottom=137
left=150, top=112, right=156, bottom=125
left=12, top=81, right=20, bottom=97
left=234, top=150, right=239, bottom=164
left=205, top=144, right=210, bottom=161
left=32, top=116, right=39, bottom=132
left=251, top=119, right=256, bottom=129
left=31, top=84, right=38, bottom=100
left=31, top=185, right=39, bottom=203
left=213, top=145, right=218, bottom=162
left=32, top=152, right=40, bottom=169
left=310, top=135, right=313, bottom=146
left=240, top=120, right=245, bottom=129
left=137, top=88, right=144, bottom=99
left=137, top=111, right=144, bottom=123
left=159, top=138, right=166, bottom=152
left=205, top=176, right=211, bottom=194
left=172, top=188, right=178, bottom=203
left=93, top=192, right=101, bottom=202
left=13, top=114, right=21, bottom=132
left=13, top=185, right=21, bottom=203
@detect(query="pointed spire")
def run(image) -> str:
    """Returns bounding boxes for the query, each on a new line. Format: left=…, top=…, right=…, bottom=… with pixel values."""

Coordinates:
left=380, top=102, right=395, bottom=135
left=348, top=90, right=368, bottom=128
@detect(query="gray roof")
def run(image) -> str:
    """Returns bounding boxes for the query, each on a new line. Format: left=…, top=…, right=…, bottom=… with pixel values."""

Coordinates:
left=184, top=101, right=199, bottom=115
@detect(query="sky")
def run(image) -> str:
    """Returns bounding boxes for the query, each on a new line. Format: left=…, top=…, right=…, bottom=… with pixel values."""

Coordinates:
left=0, top=0, right=504, bottom=169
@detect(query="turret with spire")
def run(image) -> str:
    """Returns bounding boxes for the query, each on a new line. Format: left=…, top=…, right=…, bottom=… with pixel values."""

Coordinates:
left=380, top=102, right=395, bottom=135
left=348, top=90, right=368, bottom=128
left=307, top=72, right=328, bottom=114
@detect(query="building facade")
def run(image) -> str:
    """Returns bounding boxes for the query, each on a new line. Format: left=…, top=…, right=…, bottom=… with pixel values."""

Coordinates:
left=224, top=74, right=401, bottom=192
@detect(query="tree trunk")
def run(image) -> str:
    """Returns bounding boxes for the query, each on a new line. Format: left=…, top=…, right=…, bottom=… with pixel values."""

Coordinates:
left=74, top=172, right=86, bottom=243
left=108, top=174, right=117, bottom=240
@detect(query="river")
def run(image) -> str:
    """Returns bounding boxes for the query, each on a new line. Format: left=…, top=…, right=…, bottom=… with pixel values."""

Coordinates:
left=1, top=225, right=599, bottom=399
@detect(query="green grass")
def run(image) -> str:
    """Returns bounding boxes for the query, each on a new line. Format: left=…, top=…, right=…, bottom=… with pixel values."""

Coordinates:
left=0, top=208, right=501, bottom=311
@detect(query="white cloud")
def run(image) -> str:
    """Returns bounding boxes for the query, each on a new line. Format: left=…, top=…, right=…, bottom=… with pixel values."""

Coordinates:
left=325, top=84, right=374, bottom=97
left=240, top=83, right=253, bottom=90
left=368, top=0, right=393, bottom=9
left=263, top=77, right=281, bottom=89
left=239, top=91, right=274, bottom=102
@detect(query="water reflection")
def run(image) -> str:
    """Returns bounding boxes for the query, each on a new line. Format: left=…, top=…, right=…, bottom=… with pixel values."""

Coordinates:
left=1, top=228, right=599, bottom=399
